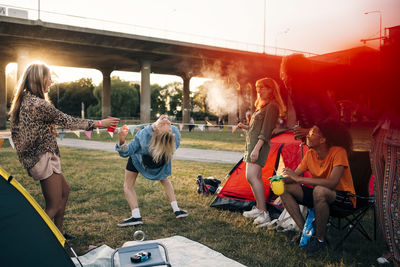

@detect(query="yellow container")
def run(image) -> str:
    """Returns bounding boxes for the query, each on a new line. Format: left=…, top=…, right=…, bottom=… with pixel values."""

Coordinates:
left=268, top=175, right=285, bottom=196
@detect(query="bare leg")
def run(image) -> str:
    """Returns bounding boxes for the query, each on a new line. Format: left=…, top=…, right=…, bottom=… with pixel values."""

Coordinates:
left=280, top=183, right=305, bottom=230
left=123, top=170, right=139, bottom=210
left=160, top=178, right=176, bottom=202
left=246, top=163, right=266, bottom=212
left=40, top=172, right=69, bottom=233
left=53, top=174, right=70, bottom=233
left=313, top=186, right=336, bottom=241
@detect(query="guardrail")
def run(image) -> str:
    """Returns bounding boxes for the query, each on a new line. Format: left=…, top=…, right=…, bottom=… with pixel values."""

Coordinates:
left=0, top=3, right=318, bottom=57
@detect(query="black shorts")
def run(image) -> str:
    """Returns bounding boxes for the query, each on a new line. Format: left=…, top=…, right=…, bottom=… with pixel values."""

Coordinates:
left=126, top=157, right=139, bottom=173
left=299, top=185, right=354, bottom=209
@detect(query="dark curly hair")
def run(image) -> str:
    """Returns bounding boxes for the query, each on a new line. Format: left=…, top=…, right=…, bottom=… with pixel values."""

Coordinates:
left=316, top=119, right=353, bottom=155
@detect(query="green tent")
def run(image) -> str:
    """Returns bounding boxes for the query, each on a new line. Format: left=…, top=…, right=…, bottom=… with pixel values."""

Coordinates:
left=0, top=167, right=78, bottom=267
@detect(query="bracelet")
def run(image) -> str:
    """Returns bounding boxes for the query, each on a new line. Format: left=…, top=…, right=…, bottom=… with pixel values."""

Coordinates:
left=98, top=120, right=102, bottom=128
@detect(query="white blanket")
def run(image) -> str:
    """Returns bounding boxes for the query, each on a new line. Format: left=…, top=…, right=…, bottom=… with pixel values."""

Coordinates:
left=73, top=235, right=245, bottom=267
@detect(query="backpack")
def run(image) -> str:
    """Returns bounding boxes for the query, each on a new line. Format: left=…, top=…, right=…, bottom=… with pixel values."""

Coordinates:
left=196, top=175, right=221, bottom=195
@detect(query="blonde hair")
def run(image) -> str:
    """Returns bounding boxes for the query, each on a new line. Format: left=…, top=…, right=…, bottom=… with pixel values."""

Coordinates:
left=149, top=131, right=176, bottom=164
left=9, top=61, right=51, bottom=124
left=254, top=77, right=287, bottom=119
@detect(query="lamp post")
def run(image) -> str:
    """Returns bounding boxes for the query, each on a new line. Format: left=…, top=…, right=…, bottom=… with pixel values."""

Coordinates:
left=37, top=0, right=40, bottom=20
left=263, top=0, right=267, bottom=53
left=364, top=10, right=382, bottom=48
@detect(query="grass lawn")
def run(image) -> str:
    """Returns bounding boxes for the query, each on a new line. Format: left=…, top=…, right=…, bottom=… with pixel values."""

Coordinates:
left=56, top=121, right=374, bottom=152
left=0, top=145, right=383, bottom=267
left=60, top=127, right=247, bottom=152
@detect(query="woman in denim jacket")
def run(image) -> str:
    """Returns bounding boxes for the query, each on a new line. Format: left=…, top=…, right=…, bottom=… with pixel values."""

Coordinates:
left=115, top=115, right=188, bottom=227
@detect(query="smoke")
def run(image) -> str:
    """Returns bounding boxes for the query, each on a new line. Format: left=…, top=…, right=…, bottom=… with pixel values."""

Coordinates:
left=199, top=60, right=246, bottom=116
left=204, top=79, right=238, bottom=116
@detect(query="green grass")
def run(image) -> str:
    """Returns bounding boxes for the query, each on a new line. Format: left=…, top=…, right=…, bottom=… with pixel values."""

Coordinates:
left=57, top=122, right=374, bottom=153
left=0, top=147, right=384, bottom=266
left=60, top=127, right=247, bottom=152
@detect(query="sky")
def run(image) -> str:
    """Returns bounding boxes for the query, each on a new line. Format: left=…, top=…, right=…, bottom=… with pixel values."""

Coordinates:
left=3, top=0, right=400, bottom=88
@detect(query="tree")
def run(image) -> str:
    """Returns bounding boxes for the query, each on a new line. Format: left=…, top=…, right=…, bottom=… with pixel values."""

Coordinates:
left=88, top=76, right=140, bottom=118
left=163, top=82, right=183, bottom=118
left=150, top=84, right=165, bottom=118
left=192, top=81, right=215, bottom=120
left=48, top=78, right=97, bottom=117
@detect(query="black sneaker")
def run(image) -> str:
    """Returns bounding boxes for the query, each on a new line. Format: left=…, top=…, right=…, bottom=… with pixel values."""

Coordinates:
left=63, top=233, right=76, bottom=240
left=174, top=210, right=188, bottom=218
left=302, top=236, right=327, bottom=253
left=117, top=217, right=143, bottom=227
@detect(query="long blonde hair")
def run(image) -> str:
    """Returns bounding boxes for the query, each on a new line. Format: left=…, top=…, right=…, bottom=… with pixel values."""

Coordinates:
left=149, top=131, right=176, bottom=164
left=9, top=61, right=51, bottom=124
left=254, top=77, right=287, bottom=118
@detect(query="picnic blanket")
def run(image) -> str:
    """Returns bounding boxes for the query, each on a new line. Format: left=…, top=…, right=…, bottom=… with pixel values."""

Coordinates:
left=72, top=235, right=245, bottom=267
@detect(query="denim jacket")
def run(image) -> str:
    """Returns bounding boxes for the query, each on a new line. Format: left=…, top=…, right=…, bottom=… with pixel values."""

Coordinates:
left=115, top=125, right=180, bottom=180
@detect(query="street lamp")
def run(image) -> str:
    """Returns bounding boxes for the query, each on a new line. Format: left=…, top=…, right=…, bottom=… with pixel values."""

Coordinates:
left=364, top=10, right=382, bottom=47
left=263, top=0, right=267, bottom=53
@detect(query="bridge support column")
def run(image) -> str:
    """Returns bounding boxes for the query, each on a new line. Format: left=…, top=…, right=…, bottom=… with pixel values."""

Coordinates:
left=0, top=62, right=7, bottom=129
left=101, top=69, right=112, bottom=118
left=140, top=60, right=151, bottom=123
left=182, top=74, right=191, bottom=124
left=17, top=49, right=30, bottom=80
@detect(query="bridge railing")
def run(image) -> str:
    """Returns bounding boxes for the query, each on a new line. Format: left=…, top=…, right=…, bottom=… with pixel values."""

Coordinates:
left=0, top=3, right=318, bottom=57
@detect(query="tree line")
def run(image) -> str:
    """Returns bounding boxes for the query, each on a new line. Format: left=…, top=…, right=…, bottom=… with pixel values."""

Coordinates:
left=6, top=72, right=215, bottom=121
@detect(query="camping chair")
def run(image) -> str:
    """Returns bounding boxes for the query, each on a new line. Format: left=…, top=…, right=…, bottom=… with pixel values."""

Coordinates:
left=329, top=151, right=376, bottom=250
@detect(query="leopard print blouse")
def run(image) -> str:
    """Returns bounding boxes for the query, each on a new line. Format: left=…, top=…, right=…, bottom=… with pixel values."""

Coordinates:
left=11, top=91, right=95, bottom=170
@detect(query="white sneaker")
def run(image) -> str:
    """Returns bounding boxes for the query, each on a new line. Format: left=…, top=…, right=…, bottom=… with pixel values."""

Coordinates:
left=243, top=206, right=263, bottom=218
left=377, top=256, right=391, bottom=264
left=253, top=211, right=271, bottom=225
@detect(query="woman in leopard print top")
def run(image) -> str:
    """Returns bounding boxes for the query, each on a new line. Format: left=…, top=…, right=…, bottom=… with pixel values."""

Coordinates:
left=9, top=61, right=119, bottom=236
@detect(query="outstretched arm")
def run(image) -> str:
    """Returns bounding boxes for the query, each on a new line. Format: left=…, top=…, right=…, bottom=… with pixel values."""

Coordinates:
left=237, top=122, right=249, bottom=130
left=282, top=166, right=344, bottom=190
left=116, top=128, right=139, bottom=157
left=35, top=99, right=119, bottom=130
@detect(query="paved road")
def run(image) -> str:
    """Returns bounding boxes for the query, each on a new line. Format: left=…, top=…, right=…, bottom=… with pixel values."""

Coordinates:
left=57, top=138, right=243, bottom=164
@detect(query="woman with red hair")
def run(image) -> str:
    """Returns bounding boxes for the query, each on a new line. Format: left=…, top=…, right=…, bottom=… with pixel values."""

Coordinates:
left=237, top=77, right=286, bottom=225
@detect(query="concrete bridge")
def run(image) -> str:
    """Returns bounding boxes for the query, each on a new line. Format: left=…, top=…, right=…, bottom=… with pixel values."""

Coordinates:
left=0, top=16, right=283, bottom=129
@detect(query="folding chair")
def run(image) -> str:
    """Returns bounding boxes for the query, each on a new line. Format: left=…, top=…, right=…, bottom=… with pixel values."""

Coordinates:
left=329, top=151, right=376, bottom=250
